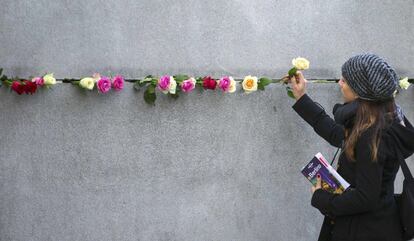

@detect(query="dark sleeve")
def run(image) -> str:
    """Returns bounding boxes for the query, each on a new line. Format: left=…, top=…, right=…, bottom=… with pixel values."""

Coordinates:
left=310, top=130, right=384, bottom=217
left=292, top=93, right=345, bottom=148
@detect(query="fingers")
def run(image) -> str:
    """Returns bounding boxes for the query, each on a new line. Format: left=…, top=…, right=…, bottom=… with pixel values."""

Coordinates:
left=316, top=174, right=322, bottom=188
left=281, top=75, right=290, bottom=84
left=282, top=72, right=307, bottom=88
left=296, top=71, right=306, bottom=84
left=290, top=75, right=298, bottom=88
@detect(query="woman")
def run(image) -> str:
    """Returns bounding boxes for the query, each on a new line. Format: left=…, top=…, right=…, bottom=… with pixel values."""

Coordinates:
left=287, top=53, right=414, bottom=241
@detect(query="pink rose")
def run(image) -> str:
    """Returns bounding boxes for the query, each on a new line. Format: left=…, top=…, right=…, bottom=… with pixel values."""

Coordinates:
left=181, top=78, right=196, bottom=92
left=97, top=76, right=111, bottom=93
left=32, top=77, right=44, bottom=86
left=158, top=75, right=171, bottom=91
left=112, top=75, right=124, bottom=91
left=218, top=76, right=231, bottom=92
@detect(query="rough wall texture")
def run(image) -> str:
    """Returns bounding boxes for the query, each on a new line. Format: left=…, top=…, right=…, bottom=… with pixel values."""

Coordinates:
left=0, top=0, right=413, bottom=79
left=0, top=0, right=413, bottom=240
left=0, top=84, right=413, bottom=241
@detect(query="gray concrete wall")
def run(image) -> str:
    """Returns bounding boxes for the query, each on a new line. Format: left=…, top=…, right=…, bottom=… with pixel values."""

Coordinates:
left=0, top=0, right=413, bottom=79
left=1, top=0, right=414, bottom=240
left=0, top=84, right=413, bottom=241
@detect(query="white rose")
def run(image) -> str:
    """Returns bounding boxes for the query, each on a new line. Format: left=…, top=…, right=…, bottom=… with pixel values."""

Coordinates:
left=80, top=77, right=95, bottom=90
left=399, top=77, right=411, bottom=90
left=292, top=57, right=310, bottom=70
left=228, top=76, right=237, bottom=93
left=43, top=73, right=56, bottom=85
left=169, top=77, right=177, bottom=94
left=242, top=75, right=258, bottom=94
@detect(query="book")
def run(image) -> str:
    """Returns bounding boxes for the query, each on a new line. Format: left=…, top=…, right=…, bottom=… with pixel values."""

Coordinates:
left=301, top=152, right=350, bottom=194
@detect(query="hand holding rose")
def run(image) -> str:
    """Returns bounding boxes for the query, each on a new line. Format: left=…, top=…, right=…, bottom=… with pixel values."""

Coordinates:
left=283, top=57, right=310, bottom=99
left=284, top=71, right=308, bottom=100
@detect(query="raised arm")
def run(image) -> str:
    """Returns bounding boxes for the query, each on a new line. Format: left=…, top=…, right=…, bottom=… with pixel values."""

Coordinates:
left=292, top=93, right=345, bottom=148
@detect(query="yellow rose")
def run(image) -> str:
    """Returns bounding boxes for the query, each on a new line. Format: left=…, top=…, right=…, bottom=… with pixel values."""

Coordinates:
left=292, top=57, right=310, bottom=70
left=399, top=77, right=411, bottom=90
left=43, top=73, right=56, bottom=85
left=228, top=77, right=237, bottom=93
left=242, top=75, right=258, bottom=94
left=80, top=77, right=95, bottom=90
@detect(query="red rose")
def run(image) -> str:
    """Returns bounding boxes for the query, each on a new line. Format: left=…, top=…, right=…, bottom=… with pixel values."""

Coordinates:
left=11, top=81, right=25, bottom=95
left=23, top=80, right=37, bottom=94
left=202, top=76, right=217, bottom=90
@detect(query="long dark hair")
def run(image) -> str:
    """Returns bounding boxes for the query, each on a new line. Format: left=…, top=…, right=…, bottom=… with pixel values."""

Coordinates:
left=343, top=98, right=396, bottom=162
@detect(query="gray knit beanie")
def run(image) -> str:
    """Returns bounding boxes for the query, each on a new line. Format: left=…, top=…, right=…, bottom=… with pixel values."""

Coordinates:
left=341, top=53, right=398, bottom=101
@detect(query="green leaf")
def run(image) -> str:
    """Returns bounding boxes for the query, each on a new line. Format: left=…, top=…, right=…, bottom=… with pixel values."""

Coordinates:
left=195, top=77, right=203, bottom=86
left=0, top=75, right=5, bottom=81
left=288, top=67, right=297, bottom=77
left=286, top=86, right=295, bottom=99
left=258, top=83, right=264, bottom=91
left=144, top=84, right=156, bottom=104
left=259, top=77, right=272, bottom=86
left=134, top=81, right=142, bottom=91
left=148, top=84, right=156, bottom=93
left=258, top=77, right=272, bottom=90
left=140, top=80, right=149, bottom=87
left=0, top=68, right=3, bottom=77
left=173, top=74, right=189, bottom=83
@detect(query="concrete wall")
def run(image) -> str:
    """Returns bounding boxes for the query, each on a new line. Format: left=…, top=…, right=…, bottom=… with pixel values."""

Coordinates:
left=0, top=0, right=413, bottom=240
left=0, top=84, right=413, bottom=241
left=0, top=0, right=413, bottom=79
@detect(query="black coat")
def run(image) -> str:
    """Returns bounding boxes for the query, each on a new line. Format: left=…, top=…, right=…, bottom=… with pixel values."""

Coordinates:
left=292, top=94, right=414, bottom=241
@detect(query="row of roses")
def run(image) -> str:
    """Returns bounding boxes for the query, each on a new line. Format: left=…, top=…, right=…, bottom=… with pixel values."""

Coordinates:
left=0, top=57, right=412, bottom=104
left=134, top=74, right=276, bottom=104
left=1, top=72, right=411, bottom=104
left=134, top=57, right=313, bottom=103
left=0, top=57, right=310, bottom=101
left=0, top=69, right=126, bottom=95
left=72, top=73, right=124, bottom=93
left=0, top=71, right=57, bottom=95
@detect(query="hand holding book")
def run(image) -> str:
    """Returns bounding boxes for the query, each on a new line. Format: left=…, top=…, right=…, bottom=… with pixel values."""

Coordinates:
left=311, top=174, right=322, bottom=194
left=301, top=152, right=350, bottom=194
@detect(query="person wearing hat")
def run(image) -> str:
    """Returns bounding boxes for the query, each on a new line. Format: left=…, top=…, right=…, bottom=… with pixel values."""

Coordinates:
left=287, top=53, right=414, bottom=241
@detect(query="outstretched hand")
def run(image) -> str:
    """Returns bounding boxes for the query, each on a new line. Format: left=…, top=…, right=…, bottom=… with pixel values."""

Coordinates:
left=282, top=71, right=308, bottom=100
